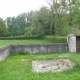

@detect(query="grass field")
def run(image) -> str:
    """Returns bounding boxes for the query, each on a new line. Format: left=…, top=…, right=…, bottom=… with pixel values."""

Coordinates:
left=0, top=39, right=52, bottom=46
left=0, top=52, right=80, bottom=80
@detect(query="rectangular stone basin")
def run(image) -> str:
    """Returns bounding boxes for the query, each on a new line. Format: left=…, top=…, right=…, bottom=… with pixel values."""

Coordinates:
left=32, top=59, right=74, bottom=72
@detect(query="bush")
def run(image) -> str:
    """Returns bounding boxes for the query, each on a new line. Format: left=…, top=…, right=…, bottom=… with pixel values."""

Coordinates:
left=0, top=36, right=67, bottom=43
left=0, top=36, right=44, bottom=40
left=44, top=36, right=67, bottom=43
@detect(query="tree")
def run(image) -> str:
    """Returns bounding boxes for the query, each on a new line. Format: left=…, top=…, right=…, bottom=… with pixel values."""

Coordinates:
left=0, top=18, right=8, bottom=36
left=5, top=17, right=12, bottom=36
left=24, top=27, right=33, bottom=36
left=31, top=6, right=52, bottom=36
left=46, top=0, right=80, bottom=36
left=5, top=11, right=34, bottom=36
left=5, top=0, right=80, bottom=36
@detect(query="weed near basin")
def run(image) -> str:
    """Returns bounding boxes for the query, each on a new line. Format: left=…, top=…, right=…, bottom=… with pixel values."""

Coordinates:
left=0, top=52, right=80, bottom=80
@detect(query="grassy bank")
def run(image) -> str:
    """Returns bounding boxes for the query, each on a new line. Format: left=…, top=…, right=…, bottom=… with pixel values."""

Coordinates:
left=0, top=52, right=80, bottom=80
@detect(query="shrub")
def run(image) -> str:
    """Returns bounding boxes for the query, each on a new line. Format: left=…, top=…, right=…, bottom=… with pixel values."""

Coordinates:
left=0, top=36, right=44, bottom=40
left=44, top=36, right=67, bottom=43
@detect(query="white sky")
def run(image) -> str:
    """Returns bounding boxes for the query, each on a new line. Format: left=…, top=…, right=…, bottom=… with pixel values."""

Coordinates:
left=0, top=0, right=49, bottom=20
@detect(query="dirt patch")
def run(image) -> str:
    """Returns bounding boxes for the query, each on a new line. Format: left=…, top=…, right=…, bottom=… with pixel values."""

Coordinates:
left=32, top=59, right=74, bottom=72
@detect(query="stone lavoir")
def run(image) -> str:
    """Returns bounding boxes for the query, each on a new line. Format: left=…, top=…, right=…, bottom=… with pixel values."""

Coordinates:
left=0, top=34, right=78, bottom=72
left=0, top=34, right=79, bottom=61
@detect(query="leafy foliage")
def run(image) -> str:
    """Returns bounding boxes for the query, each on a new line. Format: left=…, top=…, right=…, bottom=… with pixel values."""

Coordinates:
left=45, top=36, right=67, bottom=43
left=1, top=0, right=80, bottom=37
left=0, top=18, right=8, bottom=37
left=5, top=11, right=33, bottom=36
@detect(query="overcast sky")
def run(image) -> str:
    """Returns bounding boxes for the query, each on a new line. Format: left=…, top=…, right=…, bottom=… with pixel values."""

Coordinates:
left=0, top=0, right=49, bottom=20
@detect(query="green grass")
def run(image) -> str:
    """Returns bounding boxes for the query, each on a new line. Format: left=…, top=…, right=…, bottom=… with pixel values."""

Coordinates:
left=0, top=39, right=52, bottom=46
left=0, top=52, right=80, bottom=80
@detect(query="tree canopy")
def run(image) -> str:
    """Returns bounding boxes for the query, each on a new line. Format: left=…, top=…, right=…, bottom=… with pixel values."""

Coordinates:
left=0, top=18, right=8, bottom=37
left=1, top=0, right=80, bottom=37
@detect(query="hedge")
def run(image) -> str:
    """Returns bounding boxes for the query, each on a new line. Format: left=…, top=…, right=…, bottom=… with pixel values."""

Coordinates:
left=44, top=36, right=67, bottom=43
left=0, top=36, right=67, bottom=43
left=0, top=36, right=44, bottom=40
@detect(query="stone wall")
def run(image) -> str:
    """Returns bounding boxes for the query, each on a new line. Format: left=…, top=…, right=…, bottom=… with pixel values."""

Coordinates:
left=0, top=43, right=68, bottom=61
left=0, top=45, right=10, bottom=61
left=11, top=43, right=68, bottom=54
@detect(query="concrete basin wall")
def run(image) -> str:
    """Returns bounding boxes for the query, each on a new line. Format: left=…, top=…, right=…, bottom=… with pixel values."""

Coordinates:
left=0, top=45, right=11, bottom=61
left=0, top=43, right=68, bottom=61
left=11, top=43, right=68, bottom=54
